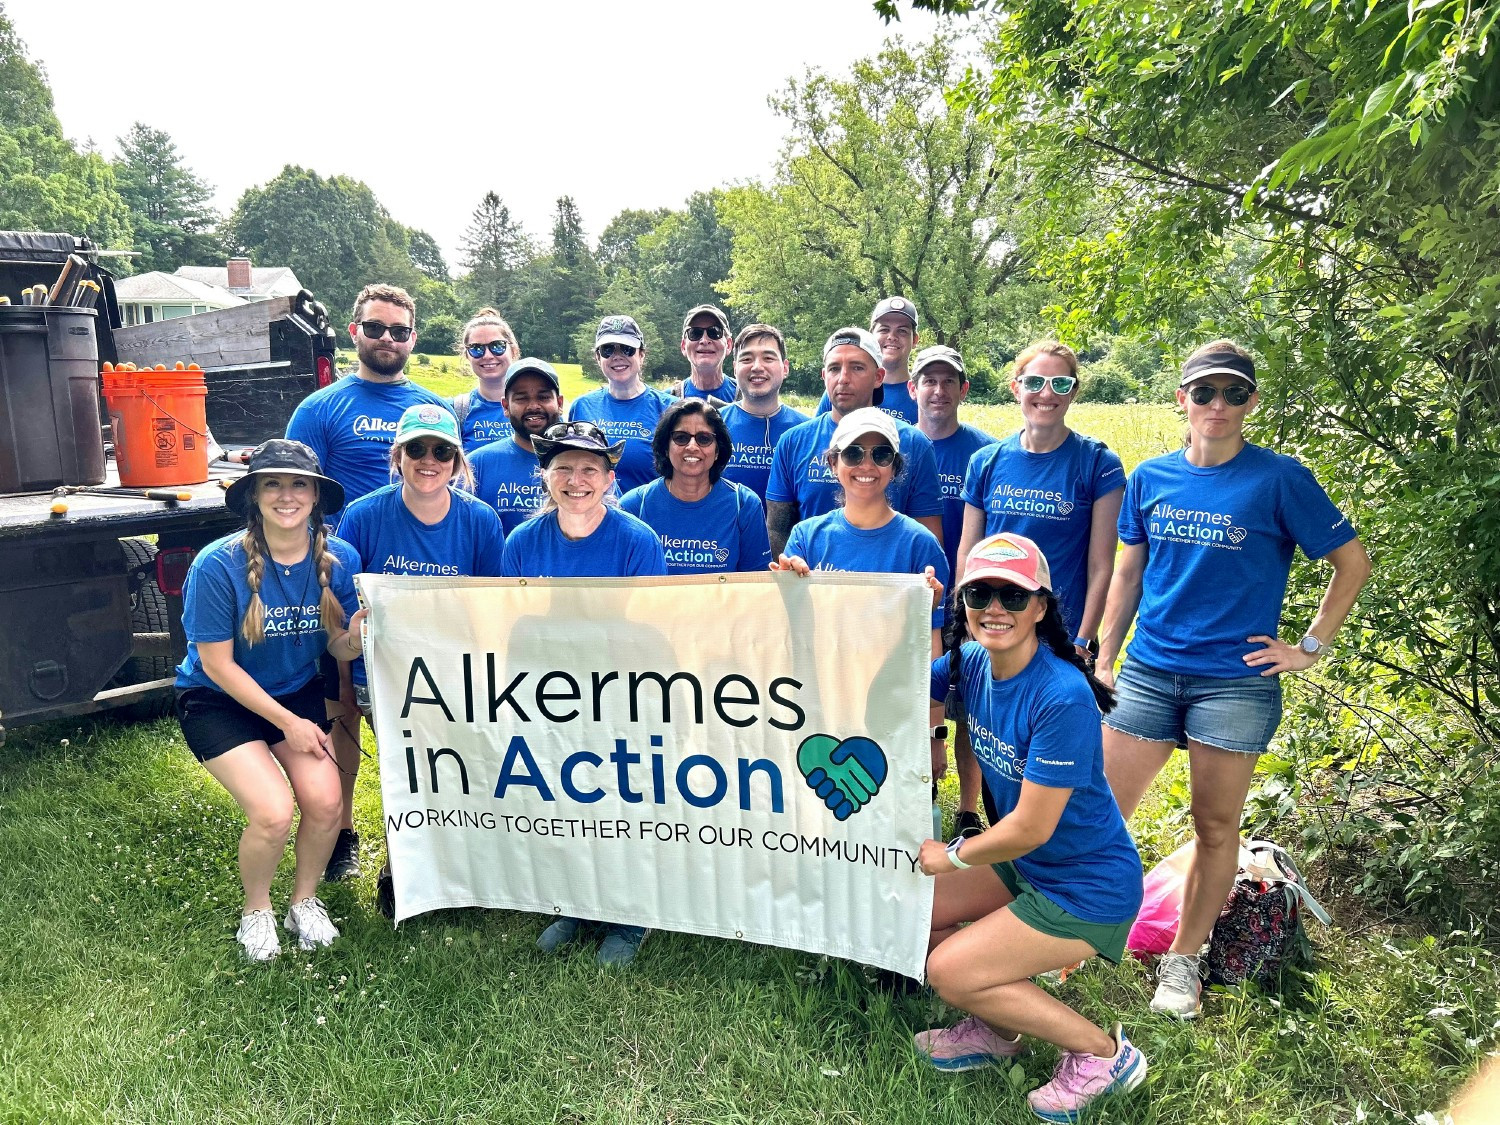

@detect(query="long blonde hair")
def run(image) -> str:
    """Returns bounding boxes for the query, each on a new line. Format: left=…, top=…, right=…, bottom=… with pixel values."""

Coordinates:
left=238, top=483, right=347, bottom=645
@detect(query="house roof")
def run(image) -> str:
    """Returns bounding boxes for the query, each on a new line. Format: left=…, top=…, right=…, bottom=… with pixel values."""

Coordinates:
left=113, top=271, right=247, bottom=306
left=175, top=265, right=302, bottom=298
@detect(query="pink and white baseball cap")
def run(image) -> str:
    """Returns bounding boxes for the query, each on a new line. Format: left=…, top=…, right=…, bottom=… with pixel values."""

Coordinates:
left=956, top=532, right=1052, bottom=593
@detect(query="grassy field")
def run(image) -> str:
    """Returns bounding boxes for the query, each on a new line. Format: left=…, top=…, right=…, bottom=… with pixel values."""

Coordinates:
left=2, top=397, right=1494, bottom=1123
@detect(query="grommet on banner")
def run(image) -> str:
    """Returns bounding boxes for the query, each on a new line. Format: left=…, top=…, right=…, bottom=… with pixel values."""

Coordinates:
left=519, top=578, right=528, bottom=586
left=735, top=930, right=743, bottom=938
left=718, top=575, right=727, bottom=583
left=552, top=905, right=562, bottom=913
left=920, top=774, right=931, bottom=784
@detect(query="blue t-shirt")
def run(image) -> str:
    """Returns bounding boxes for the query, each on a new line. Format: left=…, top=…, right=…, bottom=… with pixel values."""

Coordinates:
left=336, top=483, right=507, bottom=685
left=767, top=413, right=943, bottom=523
left=454, top=390, right=513, bottom=451
left=720, top=403, right=808, bottom=501
left=930, top=644, right=1143, bottom=924
left=682, top=375, right=737, bottom=404
left=567, top=386, right=674, bottom=494
left=1118, top=443, right=1357, bottom=679
left=784, top=510, right=949, bottom=630
left=962, top=431, right=1125, bottom=639
left=619, top=477, right=773, bottom=575
left=930, top=422, right=998, bottom=577
left=175, top=531, right=361, bottom=697
left=470, top=437, right=546, bottom=534
left=285, top=375, right=448, bottom=520
left=501, top=507, right=668, bottom=578
left=817, top=380, right=918, bottom=424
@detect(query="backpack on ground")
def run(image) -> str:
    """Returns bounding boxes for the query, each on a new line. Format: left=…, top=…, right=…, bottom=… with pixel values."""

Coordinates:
left=1204, top=839, right=1332, bottom=990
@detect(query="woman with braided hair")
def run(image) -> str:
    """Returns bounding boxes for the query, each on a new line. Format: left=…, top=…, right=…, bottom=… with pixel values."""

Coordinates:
left=913, top=532, right=1147, bottom=1123
left=173, top=440, right=365, bottom=962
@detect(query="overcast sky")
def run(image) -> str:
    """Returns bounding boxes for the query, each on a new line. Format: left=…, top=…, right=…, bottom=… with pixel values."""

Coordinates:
left=10, top=0, right=946, bottom=266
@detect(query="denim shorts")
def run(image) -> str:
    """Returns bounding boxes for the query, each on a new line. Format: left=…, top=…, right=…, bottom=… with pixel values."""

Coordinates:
left=1105, top=659, right=1282, bottom=755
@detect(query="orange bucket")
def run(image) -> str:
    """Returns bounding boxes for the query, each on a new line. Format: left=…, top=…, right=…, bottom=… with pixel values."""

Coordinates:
left=101, top=363, right=210, bottom=486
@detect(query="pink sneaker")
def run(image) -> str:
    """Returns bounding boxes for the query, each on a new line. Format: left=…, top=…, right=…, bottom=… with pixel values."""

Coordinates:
left=1026, top=1023, right=1147, bottom=1122
left=913, top=1014, right=1026, bottom=1072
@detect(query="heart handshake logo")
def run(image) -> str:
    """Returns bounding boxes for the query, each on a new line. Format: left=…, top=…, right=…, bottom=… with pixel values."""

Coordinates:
left=1055, top=500, right=1074, bottom=515
left=715, top=548, right=730, bottom=564
left=796, top=734, right=888, bottom=821
left=1226, top=526, right=1247, bottom=545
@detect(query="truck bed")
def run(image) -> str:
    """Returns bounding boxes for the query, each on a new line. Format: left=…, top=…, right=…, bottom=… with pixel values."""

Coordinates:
left=0, top=455, right=246, bottom=543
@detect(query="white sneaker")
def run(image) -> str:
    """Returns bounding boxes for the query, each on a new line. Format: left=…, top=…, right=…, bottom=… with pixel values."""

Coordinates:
left=236, top=908, right=280, bottom=962
left=1151, top=951, right=1203, bottom=1018
left=284, top=896, right=340, bottom=950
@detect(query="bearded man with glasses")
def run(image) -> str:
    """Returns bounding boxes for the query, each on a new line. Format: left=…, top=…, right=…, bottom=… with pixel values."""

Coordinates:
left=285, top=282, right=448, bottom=882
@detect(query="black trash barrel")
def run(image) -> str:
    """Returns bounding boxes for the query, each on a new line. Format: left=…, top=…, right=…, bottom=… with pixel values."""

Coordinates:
left=0, top=306, right=106, bottom=492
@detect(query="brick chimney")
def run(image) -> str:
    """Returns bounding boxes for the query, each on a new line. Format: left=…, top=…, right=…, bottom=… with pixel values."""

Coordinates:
left=226, top=257, right=252, bottom=290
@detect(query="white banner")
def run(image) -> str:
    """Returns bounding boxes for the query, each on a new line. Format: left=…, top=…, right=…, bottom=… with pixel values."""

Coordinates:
left=360, top=572, right=935, bottom=978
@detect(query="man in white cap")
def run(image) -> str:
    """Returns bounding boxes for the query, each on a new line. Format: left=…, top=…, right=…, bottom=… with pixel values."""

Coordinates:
left=675, top=304, right=737, bottom=405
left=816, top=295, right=922, bottom=424
left=766, top=326, right=943, bottom=556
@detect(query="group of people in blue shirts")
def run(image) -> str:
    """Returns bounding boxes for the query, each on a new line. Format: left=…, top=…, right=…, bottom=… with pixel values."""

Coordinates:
left=168, top=281, right=1371, bottom=1123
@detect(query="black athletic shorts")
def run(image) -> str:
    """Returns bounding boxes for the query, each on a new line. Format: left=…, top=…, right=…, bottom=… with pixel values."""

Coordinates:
left=319, top=650, right=342, bottom=702
left=175, top=677, right=330, bottom=763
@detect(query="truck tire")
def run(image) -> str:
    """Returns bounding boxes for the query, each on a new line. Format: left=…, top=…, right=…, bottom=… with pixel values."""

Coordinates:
left=110, top=537, right=174, bottom=721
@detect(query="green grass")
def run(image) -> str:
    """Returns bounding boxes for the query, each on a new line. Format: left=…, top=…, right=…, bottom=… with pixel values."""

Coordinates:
left=406, top=356, right=595, bottom=404
left=1, top=714, right=1493, bottom=1124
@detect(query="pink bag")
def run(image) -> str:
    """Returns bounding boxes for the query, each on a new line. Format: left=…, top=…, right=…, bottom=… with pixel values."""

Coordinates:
left=1126, top=840, right=1196, bottom=958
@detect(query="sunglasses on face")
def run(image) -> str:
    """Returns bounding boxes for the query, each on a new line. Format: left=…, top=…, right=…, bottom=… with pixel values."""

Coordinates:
left=598, top=343, right=638, bottom=360
left=837, top=442, right=897, bottom=467
left=961, top=583, right=1035, bottom=612
left=685, top=325, right=725, bottom=342
left=1018, top=374, right=1077, bottom=395
left=466, top=341, right=510, bottom=358
left=670, top=430, right=717, bottom=447
left=1187, top=382, right=1253, bottom=407
left=403, top=440, right=457, bottom=462
left=359, top=320, right=413, bottom=342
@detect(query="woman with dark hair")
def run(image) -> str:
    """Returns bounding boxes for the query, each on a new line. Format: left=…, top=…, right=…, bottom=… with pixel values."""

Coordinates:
left=501, top=420, right=667, bottom=966
left=619, top=399, right=772, bottom=574
left=916, top=532, right=1147, bottom=1122
left=173, top=439, right=365, bottom=961
left=1096, top=338, right=1370, bottom=1019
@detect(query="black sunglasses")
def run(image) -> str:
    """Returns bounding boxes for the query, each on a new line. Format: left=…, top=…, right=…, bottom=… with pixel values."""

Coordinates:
left=685, top=325, right=725, bottom=342
left=403, top=440, right=457, bottom=462
left=670, top=430, right=717, bottom=447
left=466, top=341, right=510, bottom=358
left=1187, top=383, right=1253, bottom=406
left=360, top=320, right=413, bottom=342
left=838, top=442, right=897, bottom=467
left=598, top=343, right=637, bottom=359
left=543, top=420, right=608, bottom=443
left=961, top=583, right=1035, bottom=612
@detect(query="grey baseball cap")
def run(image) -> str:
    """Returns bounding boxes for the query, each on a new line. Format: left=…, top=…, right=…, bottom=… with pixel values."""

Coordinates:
left=503, top=357, right=562, bottom=395
left=912, top=344, right=965, bottom=379
left=681, top=304, right=730, bottom=335
left=595, top=315, right=645, bottom=349
left=871, top=295, right=919, bottom=329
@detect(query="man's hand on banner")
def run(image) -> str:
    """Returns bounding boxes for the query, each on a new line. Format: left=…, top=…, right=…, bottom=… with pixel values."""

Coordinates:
left=797, top=734, right=888, bottom=821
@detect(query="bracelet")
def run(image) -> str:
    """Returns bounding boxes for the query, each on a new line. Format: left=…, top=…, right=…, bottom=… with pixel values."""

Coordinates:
left=945, top=837, right=971, bottom=870
left=1073, top=636, right=1091, bottom=649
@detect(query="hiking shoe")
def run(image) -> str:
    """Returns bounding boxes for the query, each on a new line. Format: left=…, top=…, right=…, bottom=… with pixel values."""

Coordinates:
left=1151, top=951, right=1203, bottom=1019
left=1026, top=1023, right=1148, bottom=1122
left=284, top=896, right=340, bottom=950
left=375, top=862, right=395, bottom=920
left=597, top=924, right=648, bottom=967
left=236, top=908, right=280, bottom=962
left=914, top=1015, right=1026, bottom=1072
left=953, top=810, right=985, bottom=841
left=537, top=916, right=583, bottom=954
left=324, top=829, right=360, bottom=882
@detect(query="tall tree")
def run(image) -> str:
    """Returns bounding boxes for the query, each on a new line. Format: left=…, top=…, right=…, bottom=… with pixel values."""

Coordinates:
left=114, top=123, right=219, bottom=272
left=225, top=166, right=420, bottom=321
left=457, top=191, right=531, bottom=313
left=719, top=34, right=1041, bottom=373
left=530, top=196, right=600, bottom=363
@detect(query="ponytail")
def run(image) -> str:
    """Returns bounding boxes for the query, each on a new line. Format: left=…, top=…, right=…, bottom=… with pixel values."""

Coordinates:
left=311, top=521, right=347, bottom=635
left=239, top=514, right=269, bottom=646
left=1035, top=595, right=1116, bottom=713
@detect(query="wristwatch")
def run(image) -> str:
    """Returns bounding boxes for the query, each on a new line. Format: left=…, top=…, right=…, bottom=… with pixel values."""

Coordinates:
left=930, top=724, right=950, bottom=739
left=1298, top=634, right=1325, bottom=656
left=945, top=838, right=971, bottom=869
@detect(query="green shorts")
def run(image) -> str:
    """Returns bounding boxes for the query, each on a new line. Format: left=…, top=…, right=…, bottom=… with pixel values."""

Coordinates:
left=992, top=861, right=1133, bottom=964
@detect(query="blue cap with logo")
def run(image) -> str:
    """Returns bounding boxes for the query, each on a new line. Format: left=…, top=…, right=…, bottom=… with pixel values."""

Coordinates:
left=595, top=315, right=645, bottom=349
